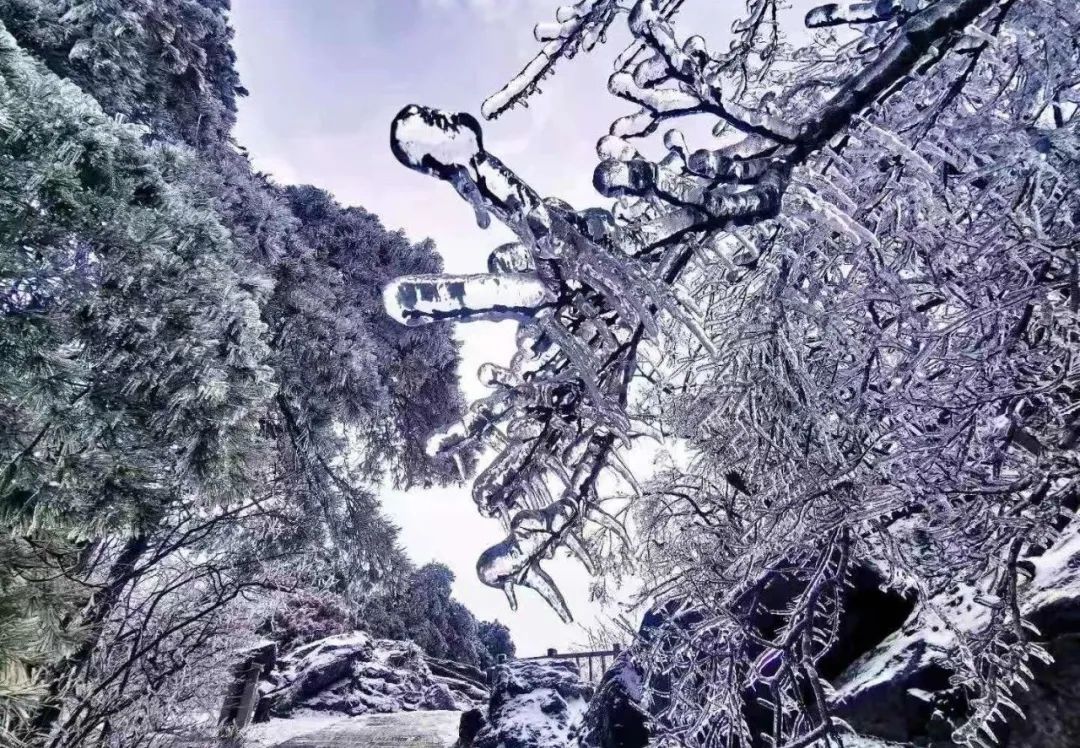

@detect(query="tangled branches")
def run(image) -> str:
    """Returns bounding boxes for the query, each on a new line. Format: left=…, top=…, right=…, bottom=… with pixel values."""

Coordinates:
left=384, top=0, right=1080, bottom=744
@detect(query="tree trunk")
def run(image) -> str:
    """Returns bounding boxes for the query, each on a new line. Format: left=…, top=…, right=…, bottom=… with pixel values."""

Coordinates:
left=31, top=533, right=150, bottom=739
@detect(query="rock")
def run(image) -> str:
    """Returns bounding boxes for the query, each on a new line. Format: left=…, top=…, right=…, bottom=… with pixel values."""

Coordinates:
left=578, top=654, right=648, bottom=748
left=423, top=683, right=460, bottom=711
left=472, top=659, right=592, bottom=748
left=273, top=632, right=377, bottom=709
left=999, top=635, right=1080, bottom=747
left=628, top=569, right=908, bottom=745
left=458, top=707, right=486, bottom=747
left=428, top=656, right=489, bottom=688
left=833, top=527, right=1080, bottom=746
left=257, top=631, right=488, bottom=719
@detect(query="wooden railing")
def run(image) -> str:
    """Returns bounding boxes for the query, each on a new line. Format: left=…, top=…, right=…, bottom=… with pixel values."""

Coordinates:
left=516, top=644, right=622, bottom=684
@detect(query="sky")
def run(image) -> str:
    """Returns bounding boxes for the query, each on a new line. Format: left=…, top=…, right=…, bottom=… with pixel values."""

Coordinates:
left=229, top=0, right=634, bottom=656
left=228, top=0, right=744, bottom=656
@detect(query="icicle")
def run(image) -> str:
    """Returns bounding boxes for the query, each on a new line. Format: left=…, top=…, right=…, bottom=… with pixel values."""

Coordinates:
left=577, top=251, right=659, bottom=339
left=472, top=443, right=534, bottom=517
left=487, top=242, right=536, bottom=273
left=503, top=581, right=518, bottom=610
left=476, top=498, right=580, bottom=621
left=624, top=261, right=717, bottom=356
left=563, top=531, right=597, bottom=574
left=524, top=561, right=573, bottom=623
left=790, top=185, right=880, bottom=248
left=587, top=504, right=631, bottom=546
left=805, top=1, right=898, bottom=29
left=383, top=272, right=554, bottom=326
left=449, top=169, right=492, bottom=229
left=606, top=450, right=643, bottom=495
left=539, top=316, right=605, bottom=407
left=855, top=115, right=936, bottom=176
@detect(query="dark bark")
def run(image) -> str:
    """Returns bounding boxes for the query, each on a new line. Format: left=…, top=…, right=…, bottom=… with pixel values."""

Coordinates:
left=31, top=533, right=150, bottom=737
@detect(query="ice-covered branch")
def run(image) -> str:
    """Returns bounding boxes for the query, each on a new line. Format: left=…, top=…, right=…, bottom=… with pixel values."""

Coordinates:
left=383, top=273, right=554, bottom=326
left=481, top=0, right=623, bottom=120
left=384, top=0, right=1026, bottom=675
left=806, top=1, right=903, bottom=28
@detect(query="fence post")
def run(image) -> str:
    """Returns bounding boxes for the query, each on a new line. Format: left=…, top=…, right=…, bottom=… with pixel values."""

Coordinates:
left=547, top=647, right=558, bottom=657
left=218, top=641, right=276, bottom=734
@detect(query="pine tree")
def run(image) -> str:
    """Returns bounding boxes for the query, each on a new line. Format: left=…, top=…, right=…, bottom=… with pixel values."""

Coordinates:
left=0, top=1, right=468, bottom=742
left=0, top=20, right=274, bottom=740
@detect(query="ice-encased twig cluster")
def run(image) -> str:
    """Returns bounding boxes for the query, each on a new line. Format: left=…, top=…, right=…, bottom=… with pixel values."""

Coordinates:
left=384, top=0, right=1004, bottom=622
left=383, top=0, right=1079, bottom=744
left=386, top=105, right=655, bottom=621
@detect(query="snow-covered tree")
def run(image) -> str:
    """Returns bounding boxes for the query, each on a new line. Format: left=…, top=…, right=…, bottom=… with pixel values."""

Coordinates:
left=0, top=4, right=467, bottom=743
left=384, top=1, right=1080, bottom=745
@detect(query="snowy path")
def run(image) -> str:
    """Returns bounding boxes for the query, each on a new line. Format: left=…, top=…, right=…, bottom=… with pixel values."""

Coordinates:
left=255, top=710, right=461, bottom=747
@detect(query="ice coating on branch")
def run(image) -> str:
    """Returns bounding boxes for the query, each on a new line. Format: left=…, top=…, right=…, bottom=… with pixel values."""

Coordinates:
left=481, top=0, right=615, bottom=120
left=390, top=105, right=483, bottom=178
left=425, top=391, right=512, bottom=458
left=805, top=1, right=900, bottom=28
left=383, top=273, right=554, bottom=326
left=593, top=159, right=657, bottom=198
left=487, top=242, right=535, bottom=273
left=472, top=442, right=539, bottom=518
left=384, top=103, right=661, bottom=621
left=790, top=185, right=880, bottom=247
left=608, top=71, right=701, bottom=112
left=391, top=105, right=544, bottom=236
left=376, top=1, right=1080, bottom=745
left=597, top=134, right=640, bottom=162
left=476, top=497, right=579, bottom=623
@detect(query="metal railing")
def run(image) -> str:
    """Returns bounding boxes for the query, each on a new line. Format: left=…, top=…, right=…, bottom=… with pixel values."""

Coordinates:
left=516, top=644, right=622, bottom=684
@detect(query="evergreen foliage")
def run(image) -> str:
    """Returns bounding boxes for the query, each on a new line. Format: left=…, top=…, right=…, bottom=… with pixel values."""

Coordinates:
left=274, top=561, right=515, bottom=669
left=0, top=1, right=486, bottom=743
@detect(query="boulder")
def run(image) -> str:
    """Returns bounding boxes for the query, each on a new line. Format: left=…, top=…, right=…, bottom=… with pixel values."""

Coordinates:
left=467, top=659, right=592, bottom=748
left=458, top=707, right=487, bottom=746
left=578, top=654, right=649, bottom=748
left=833, top=527, right=1080, bottom=746
left=586, top=529, right=1080, bottom=747
left=257, top=631, right=487, bottom=719
left=423, top=682, right=460, bottom=711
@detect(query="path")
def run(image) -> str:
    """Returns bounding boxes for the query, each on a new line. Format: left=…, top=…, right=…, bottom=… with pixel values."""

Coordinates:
left=266, top=710, right=461, bottom=747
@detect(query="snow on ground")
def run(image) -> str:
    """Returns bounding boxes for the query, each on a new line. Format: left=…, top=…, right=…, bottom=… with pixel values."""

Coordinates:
left=245, top=710, right=461, bottom=747
left=242, top=713, right=345, bottom=746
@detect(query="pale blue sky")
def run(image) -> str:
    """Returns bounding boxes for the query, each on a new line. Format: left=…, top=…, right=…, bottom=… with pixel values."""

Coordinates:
left=229, top=0, right=746, bottom=655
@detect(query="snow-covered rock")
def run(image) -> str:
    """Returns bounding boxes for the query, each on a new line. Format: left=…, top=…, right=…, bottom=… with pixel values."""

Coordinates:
left=256, top=632, right=488, bottom=720
left=463, top=659, right=592, bottom=748
left=574, top=529, right=1080, bottom=747
left=834, top=526, right=1080, bottom=745
left=578, top=653, right=648, bottom=748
